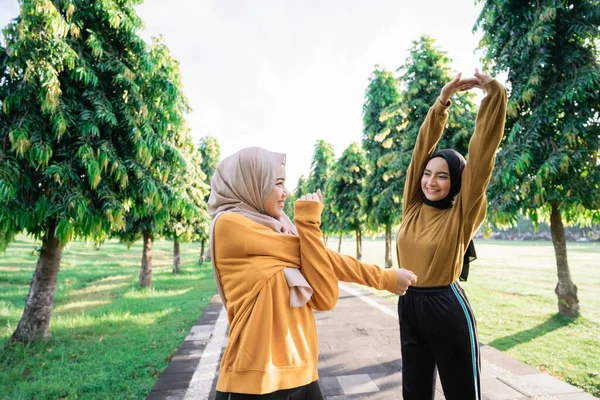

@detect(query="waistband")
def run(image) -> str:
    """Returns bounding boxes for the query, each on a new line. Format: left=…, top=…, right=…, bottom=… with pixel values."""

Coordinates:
left=406, top=282, right=460, bottom=295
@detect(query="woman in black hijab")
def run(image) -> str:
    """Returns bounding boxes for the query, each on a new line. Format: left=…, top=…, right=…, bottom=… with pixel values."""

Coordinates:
left=395, top=69, right=507, bottom=400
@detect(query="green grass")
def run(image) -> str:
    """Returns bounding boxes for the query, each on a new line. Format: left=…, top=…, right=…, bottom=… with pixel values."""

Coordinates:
left=0, top=236, right=216, bottom=400
left=332, top=237, right=600, bottom=397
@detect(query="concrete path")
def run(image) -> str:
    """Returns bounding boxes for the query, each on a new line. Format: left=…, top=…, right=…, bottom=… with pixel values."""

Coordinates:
left=147, top=283, right=597, bottom=400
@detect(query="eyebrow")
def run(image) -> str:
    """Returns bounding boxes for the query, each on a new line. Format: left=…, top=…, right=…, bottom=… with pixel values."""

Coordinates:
left=424, top=169, right=450, bottom=176
left=276, top=177, right=285, bottom=181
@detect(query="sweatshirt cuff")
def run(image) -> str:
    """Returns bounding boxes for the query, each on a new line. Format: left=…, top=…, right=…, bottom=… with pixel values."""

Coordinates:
left=434, top=97, right=451, bottom=112
left=483, top=79, right=504, bottom=95
left=383, top=269, right=398, bottom=294
left=294, top=201, right=324, bottom=223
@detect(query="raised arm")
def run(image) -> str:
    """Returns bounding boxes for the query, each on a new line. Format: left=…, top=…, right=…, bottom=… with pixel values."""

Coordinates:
left=403, top=74, right=482, bottom=213
left=458, top=76, right=508, bottom=232
left=402, top=100, right=450, bottom=213
left=294, top=200, right=340, bottom=311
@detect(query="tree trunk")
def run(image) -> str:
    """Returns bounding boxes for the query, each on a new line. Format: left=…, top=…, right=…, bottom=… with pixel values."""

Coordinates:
left=385, top=224, right=392, bottom=269
left=11, top=220, right=63, bottom=343
left=173, top=238, right=181, bottom=274
left=139, top=231, right=153, bottom=288
left=356, top=230, right=363, bottom=261
left=199, top=238, right=206, bottom=263
left=337, top=236, right=343, bottom=252
left=323, top=234, right=328, bottom=246
left=550, top=203, right=579, bottom=317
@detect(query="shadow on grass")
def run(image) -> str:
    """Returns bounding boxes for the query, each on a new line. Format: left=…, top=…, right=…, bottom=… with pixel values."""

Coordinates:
left=488, top=313, right=577, bottom=351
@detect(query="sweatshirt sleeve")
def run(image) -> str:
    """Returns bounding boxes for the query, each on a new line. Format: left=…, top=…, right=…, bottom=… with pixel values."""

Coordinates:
left=294, top=201, right=339, bottom=311
left=294, top=201, right=398, bottom=311
left=458, top=79, right=508, bottom=237
left=402, top=99, right=451, bottom=214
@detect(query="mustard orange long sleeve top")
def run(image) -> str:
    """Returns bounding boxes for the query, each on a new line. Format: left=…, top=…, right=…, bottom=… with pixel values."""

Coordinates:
left=396, top=79, right=507, bottom=287
left=213, top=201, right=398, bottom=394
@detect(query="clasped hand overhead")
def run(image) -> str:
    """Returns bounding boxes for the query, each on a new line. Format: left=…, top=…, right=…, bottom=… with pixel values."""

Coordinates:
left=439, top=68, right=494, bottom=105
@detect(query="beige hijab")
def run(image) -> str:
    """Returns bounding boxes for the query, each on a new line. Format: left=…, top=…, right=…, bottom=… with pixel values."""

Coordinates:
left=208, top=147, right=313, bottom=308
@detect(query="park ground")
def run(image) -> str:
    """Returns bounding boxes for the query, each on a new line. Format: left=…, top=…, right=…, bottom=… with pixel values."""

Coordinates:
left=0, top=237, right=598, bottom=399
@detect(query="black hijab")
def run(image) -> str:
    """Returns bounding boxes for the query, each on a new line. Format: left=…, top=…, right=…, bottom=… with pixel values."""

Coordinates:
left=423, top=149, right=477, bottom=281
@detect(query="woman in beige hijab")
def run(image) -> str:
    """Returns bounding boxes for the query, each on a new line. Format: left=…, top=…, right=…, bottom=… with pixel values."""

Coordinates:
left=209, top=147, right=417, bottom=400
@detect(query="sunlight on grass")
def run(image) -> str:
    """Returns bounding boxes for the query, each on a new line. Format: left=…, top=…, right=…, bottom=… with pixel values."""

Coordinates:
left=0, top=236, right=216, bottom=399
left=123, top=287, right=194, bottom=299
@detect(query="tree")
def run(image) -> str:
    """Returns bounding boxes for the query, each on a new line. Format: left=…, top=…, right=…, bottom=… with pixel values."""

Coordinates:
left=328, top=142, right=368, bottom=260
left=162, top=138, right=209, bottom=273
left=0, top=0, right=171, bottom=342
left=305, top=140, right=336, bottom=244
left=118, top=38, right=192, bottom=287
left=476, top=0, right=600, bottom=317
left=361, top=67, right=401, bottom=268
left=196, top=135, right=220, bottom=263
left=284, top=174, right=307, bottom=221
left=386, top=36, right=477, bottom=210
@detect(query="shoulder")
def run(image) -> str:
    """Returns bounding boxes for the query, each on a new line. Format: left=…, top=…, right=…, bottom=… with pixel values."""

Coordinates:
left=215, top=212, right=274, bottom=235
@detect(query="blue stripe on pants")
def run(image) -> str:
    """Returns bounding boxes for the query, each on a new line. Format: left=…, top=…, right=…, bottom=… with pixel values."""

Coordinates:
left=450, top=282, right=479, bottom=400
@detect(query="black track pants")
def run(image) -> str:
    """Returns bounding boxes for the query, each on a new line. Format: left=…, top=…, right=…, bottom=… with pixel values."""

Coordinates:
left=398, top=283, right=481, bottom=400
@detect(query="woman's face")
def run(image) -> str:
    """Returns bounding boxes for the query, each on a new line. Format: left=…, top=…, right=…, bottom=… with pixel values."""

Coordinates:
left=421, top=157, right=451, bottom=202
left=263, top=166, right=289, bottom=219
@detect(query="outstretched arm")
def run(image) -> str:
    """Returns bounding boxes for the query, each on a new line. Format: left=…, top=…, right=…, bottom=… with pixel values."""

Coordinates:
left=295, top=191, right=417, bottom=312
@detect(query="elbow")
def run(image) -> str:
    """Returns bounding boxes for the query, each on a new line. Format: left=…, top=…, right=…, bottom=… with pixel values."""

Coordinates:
left=312, top=298, right=337, bottom=311
left=311, top=288, right=339, bottom=311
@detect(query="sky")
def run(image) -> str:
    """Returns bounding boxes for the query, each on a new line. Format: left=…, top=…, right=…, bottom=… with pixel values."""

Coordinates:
left=0, top=0, right=489, bottom=191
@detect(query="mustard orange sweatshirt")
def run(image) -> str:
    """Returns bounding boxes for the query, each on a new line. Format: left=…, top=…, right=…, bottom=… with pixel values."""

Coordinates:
left=213, top=201, right=398, bottom=394
left=396, top=79, right=507, bottom=286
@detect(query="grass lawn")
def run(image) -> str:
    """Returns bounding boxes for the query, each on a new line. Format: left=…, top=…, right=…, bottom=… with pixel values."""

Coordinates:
left=331, top=237, right=600, bottom=397
left=0, top=236, right=216, bottom=399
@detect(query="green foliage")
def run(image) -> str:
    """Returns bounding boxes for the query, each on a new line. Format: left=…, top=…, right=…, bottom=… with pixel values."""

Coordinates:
left=386, top=36, right=477, bottom=213
left=197, top=135, right=221, bottom=185
left=0, top=1, right=195, bottom=250
left=193, top=135, right=220, bottom=243
left=0, top=236, right=216, bottom=399
left=327, top=142, right=367, bottom=236
left=284, top=174, right=307, bottom=221
left=118, top=37, right=195, bottom=243
left=361, top=67, right=401, bottom=232
left=162, top=138, right=210, bottom=244
left=475, top=0, right=600, bottom=226
left=305, top=140, right=336, bottom=234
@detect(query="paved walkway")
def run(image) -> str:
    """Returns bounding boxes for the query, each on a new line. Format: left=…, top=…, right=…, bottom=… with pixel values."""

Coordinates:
left=147, top=283, right=597, bottom=400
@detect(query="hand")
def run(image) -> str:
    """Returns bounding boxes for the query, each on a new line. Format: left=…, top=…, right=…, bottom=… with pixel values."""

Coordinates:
left=474, top=68, right=494, bottom=87
left=439, top=72, right=483, bottom=105
left=395, top=268, right=417, bottom=296
left=298, top=189, right=324, bottom=203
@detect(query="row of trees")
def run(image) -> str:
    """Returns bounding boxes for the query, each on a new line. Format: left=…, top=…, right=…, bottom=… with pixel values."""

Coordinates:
left=290, top=0, right=600, bottom=318
left=0, top=0, right=220, bottom=342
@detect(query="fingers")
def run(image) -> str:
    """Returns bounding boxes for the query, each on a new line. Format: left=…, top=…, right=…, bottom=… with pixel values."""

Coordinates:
left=396, top=269, right=418, bottom=296
left=410, top=272, right=418, bottom=284
left=297, top=191, right=323, bottom=203
left=474, top=68, right=494, bottom=84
